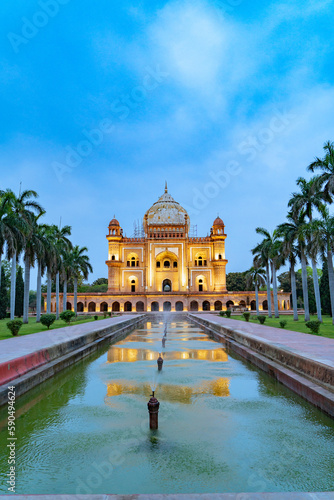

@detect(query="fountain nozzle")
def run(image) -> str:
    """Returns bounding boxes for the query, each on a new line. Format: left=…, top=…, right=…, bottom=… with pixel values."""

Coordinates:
left=148, top=393, right=160, bottom=430
left=157, top=353, right=164, bottom=371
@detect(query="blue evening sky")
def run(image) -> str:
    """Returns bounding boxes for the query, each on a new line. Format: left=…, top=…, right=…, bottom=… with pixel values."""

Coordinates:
left=1, top=0, right=334, bottom=283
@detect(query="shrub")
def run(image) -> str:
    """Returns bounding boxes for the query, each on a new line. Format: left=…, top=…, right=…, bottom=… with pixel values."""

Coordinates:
left=7, top=319, right=23, bottom=336
left=108, top=312, right=112, bottom=317
left=279, top=320, right=287, bottom=329
left=40, top=314, right=56, bottom=330
left=225, top=310, right=231, bottom=318
left=257, top=315, right=266, bottom=325
left=305, top=320, right=321, bottom=334
left=243, top=312, right=251, bottom=322
left=94, top=315, right=98, bottom=321
left=60, top=310, right=76, bottom=325
left=219, top=311, right=225, bottom=317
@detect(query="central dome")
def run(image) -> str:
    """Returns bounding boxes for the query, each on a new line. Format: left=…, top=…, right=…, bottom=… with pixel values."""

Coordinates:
left=144, top=183, right=189, bottom=227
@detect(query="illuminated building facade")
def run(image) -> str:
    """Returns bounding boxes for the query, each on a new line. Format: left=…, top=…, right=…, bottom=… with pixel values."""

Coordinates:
left=52, top=184, right=291, bottom=313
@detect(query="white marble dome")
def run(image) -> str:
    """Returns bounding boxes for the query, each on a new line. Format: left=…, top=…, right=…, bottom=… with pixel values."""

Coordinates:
left=144, top=184, right=189, bottom=227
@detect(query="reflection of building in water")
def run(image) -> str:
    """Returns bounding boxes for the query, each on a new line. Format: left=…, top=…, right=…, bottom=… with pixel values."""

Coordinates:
left=107, top=347, right=228, bottom=363
left=106, top=378, right=230, bottom=403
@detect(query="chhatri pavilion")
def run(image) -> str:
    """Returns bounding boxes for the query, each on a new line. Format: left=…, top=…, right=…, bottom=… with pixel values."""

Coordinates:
left=53, top=184, right=291, bottom=313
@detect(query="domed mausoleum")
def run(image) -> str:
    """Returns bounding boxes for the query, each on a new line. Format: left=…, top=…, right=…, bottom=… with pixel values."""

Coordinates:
left=52, top=185, right=291, bottom=313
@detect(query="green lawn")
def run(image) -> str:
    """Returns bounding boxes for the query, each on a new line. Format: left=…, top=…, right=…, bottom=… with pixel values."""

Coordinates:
left=0, top=316, right=103, bottom=341
left=228, top=314, right=334, bottom=339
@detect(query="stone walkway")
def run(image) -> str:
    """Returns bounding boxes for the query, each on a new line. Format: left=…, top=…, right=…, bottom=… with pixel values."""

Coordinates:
left=0, top=315, right=143, bottom=387
left=196, top=314, right=334, bottom=370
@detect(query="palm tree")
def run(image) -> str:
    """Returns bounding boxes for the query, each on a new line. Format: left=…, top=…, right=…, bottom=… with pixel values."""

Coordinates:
left=245, top=262, right=266, bottom=315
left=277, top=211, right=302, bottom=321
left=288, top=177, right=325, bottom=322
left=308, top=208, right=334, bottom=324
left=22, top=213, right=45, bottom=324
left=35, top=224, right=49, bottom=323
left=308, top=140, right=334, bottom=200
left=61, top=247, right=75, bottom=312
left=52, top=224, right=72, bottom=319
left=7, top=190, right=43, bottom=320
left=252, top=228, right=281, bottom=318
left=69, top=245, right=93, bottom=316
left=44, top=225, right=58, bottom=314
left=0, top=191, right=18, bottom=291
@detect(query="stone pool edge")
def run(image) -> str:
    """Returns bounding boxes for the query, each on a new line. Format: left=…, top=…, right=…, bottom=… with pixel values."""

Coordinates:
left=188, top=313, right=334, bottom=418
left=0, top=314, right=146, bottom=407
left=0, top=492, right=333, bottom=499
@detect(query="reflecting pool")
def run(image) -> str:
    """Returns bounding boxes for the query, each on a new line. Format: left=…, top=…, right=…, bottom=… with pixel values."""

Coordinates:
left=0, top=319, right=334, bottom=494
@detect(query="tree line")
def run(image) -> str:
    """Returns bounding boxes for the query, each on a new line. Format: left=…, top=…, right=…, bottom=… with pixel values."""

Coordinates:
left=0, top=189, right=93, bottom=323
left=245, top=140, right=334, bottom=324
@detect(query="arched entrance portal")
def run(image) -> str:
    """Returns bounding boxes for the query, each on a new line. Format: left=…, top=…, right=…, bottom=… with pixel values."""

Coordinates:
left=88, top=302, right=96, bottom=312
left=100, top=302, right=108, bottom=312
left=163, top=301, right=171, bottom=312
left=77, top=302, right=84, bottom=312
left=175, top=301, right=183, bottom=311
left=203, top=301, right=210, bottom=311
left=151, top=302, right=159, bottom=312
left=190, top=301, right=198, bottom=311
left=136, top=301, right=145, bottom=312
left=112, top=302, right=120, bottom=312
left=124, top=302, right=132, bottom=312
left=163, top=279, right=172, bottom=292
left=214, top=301, right=222, bottom=311
left=251, top=300, right=256, bottom=311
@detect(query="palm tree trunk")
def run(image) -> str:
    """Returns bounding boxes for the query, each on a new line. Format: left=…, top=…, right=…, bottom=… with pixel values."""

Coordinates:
left=36, top=262, right=42, bottom=322
left=266, top=261, right=272, bottom=317
left=74, top=276, right=78, bottom=316
left=327, top=249, right=334, bottom=326
left=300, top=252, right=310, bottom=321
left=311, top=258, right=322, bottom=322
left=272, top=262, right=279, bottom=318
left=0, top=253, right=2, bottom=290
left=63, top=278, right=67, bottom=312
left=56, top=271, right=60, bottom=320
left=255, top=282, right=259, bottom=315
left=47, top=269, right=52, bottom=314
left=290, top=262, right=298, bottom=321
left=23, top=256, right=30, bottom=324
left=10, top=252, right=16, bottom=320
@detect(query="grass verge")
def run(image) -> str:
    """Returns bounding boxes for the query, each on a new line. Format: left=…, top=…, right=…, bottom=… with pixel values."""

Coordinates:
left=224, top=314, right=334, bottom=339
left=0, top=315, right=108, bottom=341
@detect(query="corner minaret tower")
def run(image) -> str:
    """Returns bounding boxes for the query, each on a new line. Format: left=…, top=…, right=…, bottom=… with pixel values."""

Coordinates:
left=106, top=217, right=123, bottom=292
left=211, top=216, right=227, bottom=292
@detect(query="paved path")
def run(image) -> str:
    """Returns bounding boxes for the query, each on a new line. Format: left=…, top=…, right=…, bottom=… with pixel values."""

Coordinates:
left=196, top=314, right=334, bottom=369
left=0, top=315, right=143, bottom=387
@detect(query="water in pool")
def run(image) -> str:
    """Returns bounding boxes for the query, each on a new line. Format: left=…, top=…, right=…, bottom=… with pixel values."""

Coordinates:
left=0, top=318, right=333, bottom=494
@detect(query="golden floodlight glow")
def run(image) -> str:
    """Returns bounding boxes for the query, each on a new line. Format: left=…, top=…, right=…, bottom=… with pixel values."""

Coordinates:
left=107, top=347, right=228, bottom=363
left=105, top=378, right=230, bottom=402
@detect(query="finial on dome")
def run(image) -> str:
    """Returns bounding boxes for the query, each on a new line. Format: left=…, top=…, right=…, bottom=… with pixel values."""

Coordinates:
left=165, top=181, right=168, bottom=193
